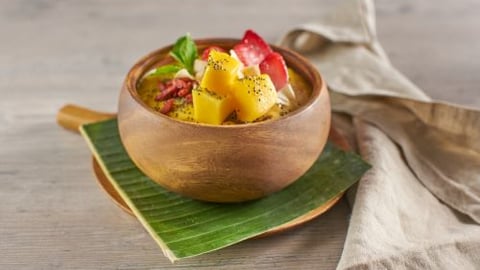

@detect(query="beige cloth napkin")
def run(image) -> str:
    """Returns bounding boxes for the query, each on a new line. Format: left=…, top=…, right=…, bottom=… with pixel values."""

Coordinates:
left=281, top=0, right=480, bottom=269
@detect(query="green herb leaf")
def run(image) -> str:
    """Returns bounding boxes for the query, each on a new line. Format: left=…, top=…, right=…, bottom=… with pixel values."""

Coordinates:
left=80, top=119, right=370, bottom=262
left=169, top=34, right=198, bottom=75
left=148, top=64, right=181, bottom=77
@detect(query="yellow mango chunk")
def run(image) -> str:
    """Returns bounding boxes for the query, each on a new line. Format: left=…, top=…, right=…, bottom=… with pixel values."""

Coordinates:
left=233, top=74, right=278, bottom=122
left=200, top=50, right=241, bottom=96
left=192, top=87, right=235, bottom=125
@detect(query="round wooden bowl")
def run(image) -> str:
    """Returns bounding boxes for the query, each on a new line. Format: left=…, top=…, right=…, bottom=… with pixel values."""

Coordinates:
left=117, top=39, right=330, bottom=203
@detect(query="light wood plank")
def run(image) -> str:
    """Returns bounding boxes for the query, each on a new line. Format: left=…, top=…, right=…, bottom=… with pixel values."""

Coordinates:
left=1, top=0, right=479, bottom=268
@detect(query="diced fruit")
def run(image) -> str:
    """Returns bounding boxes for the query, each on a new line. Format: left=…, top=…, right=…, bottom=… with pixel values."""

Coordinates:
left=192, top=87, right=235, bottom=125
left=259, top=52, right=289, bottom=90
left=232, top=74, right=277, bottom=122
left=233, top=29, right=272, bottom=66
left=276, top=83, right=299, bottom=109
left=229, top=49, right=246, bottom=79
left=242, top=30, right=272, bottom=55
left=229, top=49, right=243, bottom=64
left=200, top=50, right=241, bottom=96
left=194, top=59, right=207, bottom=80
left=242, top=65, right=260, bottom=77
left=233, top=43, right=262, bottom=67
left=201, top=46, right=226, bottom=60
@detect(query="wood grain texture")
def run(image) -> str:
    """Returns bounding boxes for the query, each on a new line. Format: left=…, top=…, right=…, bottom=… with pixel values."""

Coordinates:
left=1, top=0, right=479, bottom=269
left=90, top=125, right=349, bottom=236
left=57, top=104, right=115, bottom=132
left=118, top=39, right=330, bottom=202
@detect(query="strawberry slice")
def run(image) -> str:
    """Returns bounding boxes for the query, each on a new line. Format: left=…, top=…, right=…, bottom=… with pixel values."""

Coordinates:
left=233, top=29, right=272, bottom=66
left=232, top=43, right=262, bottom=66
left=201, top=46, right=226, bottom=61
left=242, top=30, right=272, bottom=56
left=259, top=52, right=289, bottom=90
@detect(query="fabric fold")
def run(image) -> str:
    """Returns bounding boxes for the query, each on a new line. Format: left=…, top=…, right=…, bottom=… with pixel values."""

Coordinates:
left=280, top=0, right=480, bottom=268
left=339, top=119, right=480, bottom=269
left=332, top=93, right=480, bottom=223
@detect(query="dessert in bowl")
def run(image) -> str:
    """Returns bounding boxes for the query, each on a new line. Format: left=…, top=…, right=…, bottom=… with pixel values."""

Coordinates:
left=117, top=30, right=330, bottom=202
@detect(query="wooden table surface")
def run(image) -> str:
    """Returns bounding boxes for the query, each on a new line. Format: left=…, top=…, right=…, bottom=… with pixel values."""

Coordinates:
left=1, top=0, right=479, bottom=269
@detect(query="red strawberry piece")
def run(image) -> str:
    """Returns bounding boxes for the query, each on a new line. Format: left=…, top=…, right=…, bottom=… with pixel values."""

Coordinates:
left=242, top=30, right=272, bottom=55
left=259, top=52, right=289, bottom=90
left=233, top=43, right=263, bottom=67
left=233, top=29, right=273, bottom=66
left=201, top=46, right=226, bottom=60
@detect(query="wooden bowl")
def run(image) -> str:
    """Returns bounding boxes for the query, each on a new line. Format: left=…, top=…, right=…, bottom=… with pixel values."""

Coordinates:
left=117, top=39, right=330, bottom=202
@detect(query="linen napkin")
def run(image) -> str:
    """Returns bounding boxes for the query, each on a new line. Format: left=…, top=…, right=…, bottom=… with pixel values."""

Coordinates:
left=281, top=0, right=480, bottom=268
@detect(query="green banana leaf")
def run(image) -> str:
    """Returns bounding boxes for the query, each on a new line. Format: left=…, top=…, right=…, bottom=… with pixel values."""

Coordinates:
left=80, top=119, right=370, bottom=262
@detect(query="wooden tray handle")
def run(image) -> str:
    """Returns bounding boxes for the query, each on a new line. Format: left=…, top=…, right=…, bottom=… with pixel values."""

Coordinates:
left=57, top=104, right=115, bottom=133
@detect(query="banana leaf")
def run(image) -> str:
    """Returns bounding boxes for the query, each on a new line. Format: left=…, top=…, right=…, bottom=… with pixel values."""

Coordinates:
left=80, top=119, right=370, bottom=262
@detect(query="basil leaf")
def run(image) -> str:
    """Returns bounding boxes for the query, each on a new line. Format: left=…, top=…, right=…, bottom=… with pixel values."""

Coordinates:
left=148, top=64, right=181, bottom=77
left=169, top=34, right=198, bottom=75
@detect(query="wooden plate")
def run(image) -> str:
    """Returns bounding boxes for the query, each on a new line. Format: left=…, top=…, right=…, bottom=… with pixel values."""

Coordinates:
left=91, top=126, right=349, bottom=236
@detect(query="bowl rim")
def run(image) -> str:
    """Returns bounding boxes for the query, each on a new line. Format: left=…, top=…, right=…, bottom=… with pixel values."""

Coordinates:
left=122, top=38, right=325, bottom=129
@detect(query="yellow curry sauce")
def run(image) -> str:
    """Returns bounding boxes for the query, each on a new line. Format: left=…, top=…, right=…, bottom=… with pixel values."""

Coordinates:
left=137, top=68, right=311, bottom=124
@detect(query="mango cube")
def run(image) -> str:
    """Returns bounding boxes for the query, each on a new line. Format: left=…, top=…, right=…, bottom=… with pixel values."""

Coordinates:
left=233, top=74, right=277, bottom=122
left=200, top=50, right=241, bottom=96
left=192, top=87, right=235, bottom=125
